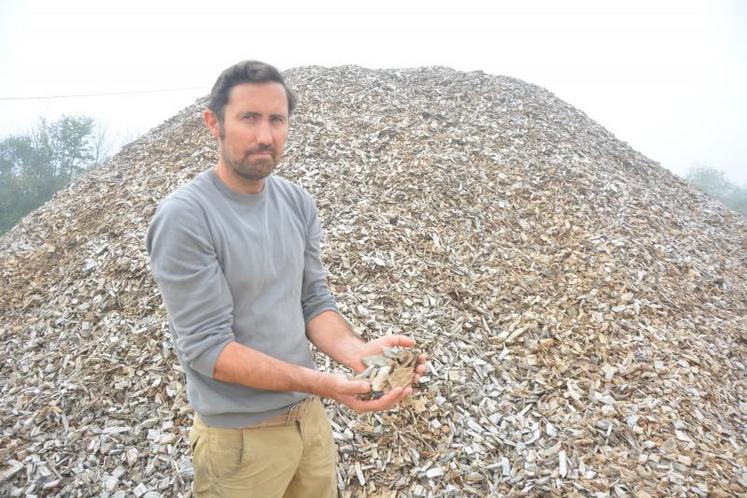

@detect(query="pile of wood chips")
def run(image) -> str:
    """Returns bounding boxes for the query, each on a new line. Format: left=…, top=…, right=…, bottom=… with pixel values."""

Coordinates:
left=1, top=65, right=746, bottom=497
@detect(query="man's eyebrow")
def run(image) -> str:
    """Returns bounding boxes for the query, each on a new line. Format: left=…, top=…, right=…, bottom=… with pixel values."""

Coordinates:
left=237, top=111, right=287, bottom=119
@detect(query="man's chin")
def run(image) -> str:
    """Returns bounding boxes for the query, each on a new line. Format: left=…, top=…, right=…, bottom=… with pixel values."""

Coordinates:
left=233, top=163, right=276, bottom=182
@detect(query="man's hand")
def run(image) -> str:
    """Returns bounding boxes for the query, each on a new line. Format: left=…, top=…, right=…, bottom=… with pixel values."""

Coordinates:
left=351, top=335, right=428, bottom=384
left=318, top=373, right=414, bottom=413
left=306, top=312, right=428, bottom=410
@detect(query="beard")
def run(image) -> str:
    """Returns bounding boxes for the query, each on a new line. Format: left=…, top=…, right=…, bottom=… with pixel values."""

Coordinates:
left=222, top=142, right=279, bottom=182
left=218, top=123, right=281, bottom=182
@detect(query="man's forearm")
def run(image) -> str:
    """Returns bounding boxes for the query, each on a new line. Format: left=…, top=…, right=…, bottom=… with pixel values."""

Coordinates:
left=306, top=310, right=367, bottom=371
left=213, top=339, right=376, bottom=409
left=213, top=341, right=327, bottom=394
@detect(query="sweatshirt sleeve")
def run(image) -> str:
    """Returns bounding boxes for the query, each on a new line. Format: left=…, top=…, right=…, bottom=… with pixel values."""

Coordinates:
left=300, top=195, right=338, bottom=325
left=145, top=197, right=235, bottom=378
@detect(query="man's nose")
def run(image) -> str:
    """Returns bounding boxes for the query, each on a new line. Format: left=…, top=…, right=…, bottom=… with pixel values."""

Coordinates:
left=256, top=120, right=273, bottom=145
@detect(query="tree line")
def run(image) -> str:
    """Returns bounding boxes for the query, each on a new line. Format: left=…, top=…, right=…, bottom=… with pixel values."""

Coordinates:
left=0, top=115, right=110, bottom=234
left=684, top=165, right=747, bottom=216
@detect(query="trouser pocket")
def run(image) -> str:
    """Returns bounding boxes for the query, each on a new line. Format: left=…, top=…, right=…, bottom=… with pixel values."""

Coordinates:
left=205, top=426, right=244, bottom=480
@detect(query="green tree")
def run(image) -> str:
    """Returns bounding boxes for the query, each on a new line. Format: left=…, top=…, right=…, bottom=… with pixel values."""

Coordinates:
left=0, top=115, right=108, bottom=234
left=685, top=164, right=747, bottom=216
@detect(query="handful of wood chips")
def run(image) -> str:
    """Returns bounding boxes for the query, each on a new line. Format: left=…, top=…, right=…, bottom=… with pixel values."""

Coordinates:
left=353, top=347, right=420, bottom=400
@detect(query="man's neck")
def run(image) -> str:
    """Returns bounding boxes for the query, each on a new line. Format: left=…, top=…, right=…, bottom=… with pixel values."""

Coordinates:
left=214, top=160, right=265, bottom=195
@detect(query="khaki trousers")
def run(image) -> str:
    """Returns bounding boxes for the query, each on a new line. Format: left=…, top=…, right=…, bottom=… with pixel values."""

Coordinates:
left=189, top=397, right=338, bottom=498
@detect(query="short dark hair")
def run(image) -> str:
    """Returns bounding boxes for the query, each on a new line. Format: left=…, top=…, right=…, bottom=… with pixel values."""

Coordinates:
left=207, top=60, right=297, bottom=122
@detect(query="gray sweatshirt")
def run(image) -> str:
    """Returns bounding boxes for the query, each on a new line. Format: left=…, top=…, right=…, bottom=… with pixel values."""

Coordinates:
left=146, top=169, right=337, bottom=427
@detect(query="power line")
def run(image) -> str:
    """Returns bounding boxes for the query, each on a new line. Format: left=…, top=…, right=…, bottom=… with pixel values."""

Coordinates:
left=0, top=87, right=208, bottom=101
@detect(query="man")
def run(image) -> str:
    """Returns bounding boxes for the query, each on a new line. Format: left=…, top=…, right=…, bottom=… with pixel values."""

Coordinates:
left=146, top=60, right=425, bottom=498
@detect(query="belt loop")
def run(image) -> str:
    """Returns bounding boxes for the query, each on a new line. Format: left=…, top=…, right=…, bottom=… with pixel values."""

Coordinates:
left=286, top=404, right=294, bottom=425
left=282, top=396, right=313, bottom=425
left=298, top=396, right=311, bottom=420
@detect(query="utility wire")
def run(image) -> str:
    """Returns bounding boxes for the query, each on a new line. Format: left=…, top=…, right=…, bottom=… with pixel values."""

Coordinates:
left=0, top=87, right=208, bottom=101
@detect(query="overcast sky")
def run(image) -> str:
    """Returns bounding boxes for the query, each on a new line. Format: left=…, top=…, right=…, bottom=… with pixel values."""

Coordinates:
left=1, top=0, right=745, bottom=184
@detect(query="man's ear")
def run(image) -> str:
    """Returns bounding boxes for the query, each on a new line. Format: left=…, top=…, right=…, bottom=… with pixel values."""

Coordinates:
left=204, top=109, right=221, bottom=140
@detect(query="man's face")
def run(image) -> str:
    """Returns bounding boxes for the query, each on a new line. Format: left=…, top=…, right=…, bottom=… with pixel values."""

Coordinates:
left=213, top=82, right=290, bottom=182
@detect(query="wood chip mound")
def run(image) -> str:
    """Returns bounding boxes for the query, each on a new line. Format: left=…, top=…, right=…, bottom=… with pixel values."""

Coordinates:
left=354, top=347, right=421, bottom=400
left=1, top=65, right=746, bottom=497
